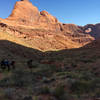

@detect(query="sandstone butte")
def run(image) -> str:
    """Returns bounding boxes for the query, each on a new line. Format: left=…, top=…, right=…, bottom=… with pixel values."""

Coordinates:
left=0, top=0, right=98, bottom=51
left=7, top=0, right=60, bottom=31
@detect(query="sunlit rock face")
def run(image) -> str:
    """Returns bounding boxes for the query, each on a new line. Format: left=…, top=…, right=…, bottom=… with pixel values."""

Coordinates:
left=7, top=0, right=58, bottom=24
left=7, top=0, right=40, bottom=23
left=7, top=0, right=60, bottom=30
left=0, top=0, right=95, bottom=51
left=39, top=10, right=58, bottom=24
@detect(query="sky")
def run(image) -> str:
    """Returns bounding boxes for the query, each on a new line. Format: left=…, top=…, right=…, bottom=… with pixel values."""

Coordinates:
left=0, top=0, right=100, bottom=26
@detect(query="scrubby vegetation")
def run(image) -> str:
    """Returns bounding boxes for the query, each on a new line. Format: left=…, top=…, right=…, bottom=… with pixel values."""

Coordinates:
left=0, top=42, right=100, bottom=100
left=0, top=58, right=100, bottom=100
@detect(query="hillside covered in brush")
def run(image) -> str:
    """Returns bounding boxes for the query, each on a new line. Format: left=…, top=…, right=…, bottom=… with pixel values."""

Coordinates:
left=0, top=0, right=100, bottom=100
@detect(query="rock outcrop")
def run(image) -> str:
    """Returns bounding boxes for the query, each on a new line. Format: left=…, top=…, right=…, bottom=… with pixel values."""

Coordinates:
left=7, top=0, right=59, bottom=27
left=7, top=0, right=40, bottom=24
left=0, top=0, right=96, bottom=51
left=39, top=10, right=58, bottom=24
left=82, top=23, right=100, bottom=39
left=6, top=0, right=62, bottom=31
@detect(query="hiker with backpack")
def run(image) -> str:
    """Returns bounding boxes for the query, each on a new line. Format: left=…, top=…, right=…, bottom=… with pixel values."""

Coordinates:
left=4, top=59, right=10, bottom=71
left=0, top=59, right=6, bottom=71
left=0, top=59, right=16, bottom=71
left=27, top=59, right=33, bottom=72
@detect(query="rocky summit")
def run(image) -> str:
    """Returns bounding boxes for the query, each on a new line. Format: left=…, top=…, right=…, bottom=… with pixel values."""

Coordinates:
left=7, top=0, right=59, bottom=30
left=7, top=0, right=40, bottom=23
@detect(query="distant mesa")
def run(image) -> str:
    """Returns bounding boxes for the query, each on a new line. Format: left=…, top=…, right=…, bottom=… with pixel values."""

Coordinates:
left=83, top=24, right=100, bottom=39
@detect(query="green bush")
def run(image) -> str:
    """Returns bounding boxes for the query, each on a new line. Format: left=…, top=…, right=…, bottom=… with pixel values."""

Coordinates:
left=53, top=85, right=67, bottom=100
left=40, top=86, right=50, bottom=94
left=11, top=69, right=33, bottom=87
left=71, top=80, right=96, bottom=94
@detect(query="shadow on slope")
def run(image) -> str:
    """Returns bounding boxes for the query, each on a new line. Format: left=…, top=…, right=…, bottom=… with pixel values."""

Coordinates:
left=43, top=39, right=100, bottom=76
left=0, top=40, right=43, bottom=61
left=0, top=39, right=100, bottom=73
left=0, top=40, right=100, bottom=100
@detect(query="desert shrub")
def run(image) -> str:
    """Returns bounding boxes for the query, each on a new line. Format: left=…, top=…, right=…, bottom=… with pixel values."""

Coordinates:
left=71, top=80, right=96, bottom=94
left=56, top=71, right=82, bottom=79
left=56, top=72, right=68, bottom=76
left=11, top=69, right=33, bottom=87
left=12, top=70, right=27, bottom=87
left=40, top=86, right=50, bottom=94
left=23, top=96, right=33, bottom=100
left=36, top=64, right=57, bottom=77
left=95, top=90, right=100, bottom=98
left=53, top=85, right=67, bottom=100
left=79, top=71, right=95, bottom=81
left=32, top=61, right=39, bottom=68
left=33, top=96, right=38, bottom=100
left=71, top=62, right=77, bottom=68
left=80, top=59, right=94, bottom=63
left=0, top=77, right=11, bottom=87
left=3, top=88, right=15, bottom=100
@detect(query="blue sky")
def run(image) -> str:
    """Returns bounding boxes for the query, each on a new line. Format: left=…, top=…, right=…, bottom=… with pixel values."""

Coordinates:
left=0, top=0, right=100, bottom=26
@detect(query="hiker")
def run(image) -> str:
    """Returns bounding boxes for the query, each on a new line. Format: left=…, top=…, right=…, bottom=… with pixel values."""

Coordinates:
left=0, top=59, right=6, bottom=71
left=0, top=59, right=10, bottom=71
left=10, top=61, right=16, bottom=70
left=4, top=59, right=10, bottom=71
left=27, top=59, right=33, bottom=71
